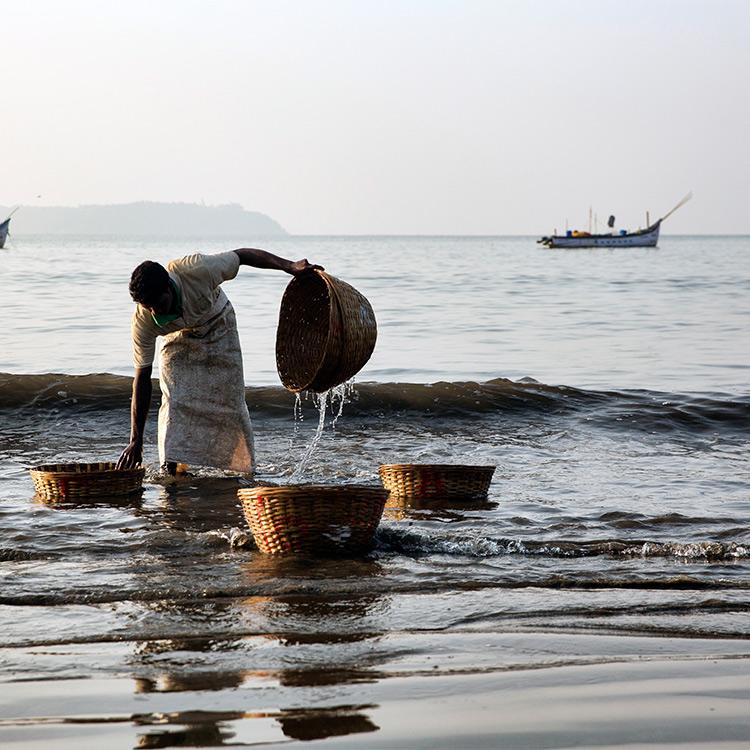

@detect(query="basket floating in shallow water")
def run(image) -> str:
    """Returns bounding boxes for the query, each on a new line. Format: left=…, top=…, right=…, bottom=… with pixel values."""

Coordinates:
left=29, top=462, right=145, bottom=501
left=379, top=464, right=496, bottom=501
left=238, top=484, right=388, bottom=555
left=275, top=270, right=377, bottom=393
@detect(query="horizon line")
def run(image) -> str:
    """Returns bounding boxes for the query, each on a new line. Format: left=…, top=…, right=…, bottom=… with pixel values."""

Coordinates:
left=6, top=231, right=748, bottom=238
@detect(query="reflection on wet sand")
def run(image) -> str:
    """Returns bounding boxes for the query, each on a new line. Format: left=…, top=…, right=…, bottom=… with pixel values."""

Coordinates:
left=131, top=633, right=382, bottom=748
left=133, top=705, right=379, bottom=748
left=238, top=554, right=388, bottom=643
left=135, top=712, right=239, bottom=748
left=276, top=706, right=378, bottom=741
left=134, top=668, right=247, bottom=695
left=129, top=554, right=387, bottom=746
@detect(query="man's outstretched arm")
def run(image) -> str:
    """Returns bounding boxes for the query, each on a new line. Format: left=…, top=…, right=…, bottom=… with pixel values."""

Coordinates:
left=117, top=365, right=153, bottom=469
left=233, top=248, right=322, bottom=275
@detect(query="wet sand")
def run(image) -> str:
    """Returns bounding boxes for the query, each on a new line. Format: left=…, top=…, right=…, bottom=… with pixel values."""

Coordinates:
left=1, top=637, right=749, bottom=748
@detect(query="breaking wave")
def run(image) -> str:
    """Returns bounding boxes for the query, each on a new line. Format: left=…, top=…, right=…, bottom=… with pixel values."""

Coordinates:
left=376, top=527, right=750, bottom=560
left=1, top=372, right=748, bottom=433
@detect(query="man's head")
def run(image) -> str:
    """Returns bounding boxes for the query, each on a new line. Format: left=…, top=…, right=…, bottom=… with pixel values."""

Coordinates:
left=129, top=261, right=172, bottom=313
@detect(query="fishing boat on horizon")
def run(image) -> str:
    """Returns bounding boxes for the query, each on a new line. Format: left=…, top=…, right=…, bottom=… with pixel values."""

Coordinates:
left=0, top=207, right=20, bottom=249
left=538, top=193, right=692, bottom=249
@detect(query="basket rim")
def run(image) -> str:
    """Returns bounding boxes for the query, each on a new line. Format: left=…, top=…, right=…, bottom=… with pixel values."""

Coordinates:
left=239, top=483, right=388, bottom=497
left=29, top=462, right=145, bottom=476
left=276, top=269, right=376, bottom=393
left=276, top=270, right=334, bottom=392
left=379, top=463, right=496, bottom=472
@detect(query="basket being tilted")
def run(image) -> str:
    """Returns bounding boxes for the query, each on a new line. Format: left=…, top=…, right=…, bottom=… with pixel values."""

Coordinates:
left=29, top=462, right=145, bottom=501
left=276, top=270, right=377, bottom=393
left=238, top=484, right=388, bottom=555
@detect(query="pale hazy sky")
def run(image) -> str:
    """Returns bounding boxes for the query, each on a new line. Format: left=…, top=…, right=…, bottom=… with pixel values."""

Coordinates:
left=4, top=0, right=749, bottom=234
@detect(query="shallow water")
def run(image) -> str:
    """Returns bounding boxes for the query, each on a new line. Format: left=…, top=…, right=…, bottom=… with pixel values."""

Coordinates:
left=1, top=235, right=749, bottom=746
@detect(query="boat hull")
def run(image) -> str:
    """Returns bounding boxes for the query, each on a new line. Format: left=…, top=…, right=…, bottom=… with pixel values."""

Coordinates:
left=540, top=222, right=660, bottom=248
left=0, top=219, right=9, bottom=249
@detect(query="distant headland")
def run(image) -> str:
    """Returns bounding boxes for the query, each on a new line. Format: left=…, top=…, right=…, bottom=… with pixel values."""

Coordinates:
left=0, top=202, right=287, bottom=236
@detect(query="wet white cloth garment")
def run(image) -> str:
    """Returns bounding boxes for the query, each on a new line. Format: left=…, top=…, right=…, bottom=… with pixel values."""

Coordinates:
left=157, top=301, right=254, bottom=473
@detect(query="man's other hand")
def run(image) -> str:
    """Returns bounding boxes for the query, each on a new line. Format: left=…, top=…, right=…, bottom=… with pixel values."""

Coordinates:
left=288, top=259, right=324, bottom=276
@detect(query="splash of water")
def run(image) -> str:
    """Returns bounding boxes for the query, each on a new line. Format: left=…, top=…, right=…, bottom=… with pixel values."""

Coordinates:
left=290, top=380, right=356, bottom=480
left=330, top=380, right=356, bottom=429
left=291, top=391, right=304, bottom=445
left=290, top=389, right=330, bottom=480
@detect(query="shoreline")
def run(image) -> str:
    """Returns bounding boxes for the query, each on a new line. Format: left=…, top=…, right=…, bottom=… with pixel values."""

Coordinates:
left=2, top=652, right=749, bottom=748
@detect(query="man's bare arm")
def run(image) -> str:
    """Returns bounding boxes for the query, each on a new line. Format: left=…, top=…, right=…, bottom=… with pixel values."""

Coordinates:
left=233, top=248, right=322, bottom=275
left=117, top=365, right=153, bottom=469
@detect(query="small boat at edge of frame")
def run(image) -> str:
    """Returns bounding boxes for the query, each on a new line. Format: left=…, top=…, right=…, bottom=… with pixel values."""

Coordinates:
left=0, top=219, right=9, bottom=249
left=0, top=207, right=20, bottom=249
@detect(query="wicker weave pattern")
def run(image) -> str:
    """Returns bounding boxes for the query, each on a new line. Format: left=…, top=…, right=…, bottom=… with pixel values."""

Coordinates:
left=30, top=462, right=145, bottom=501
left=238, top=484, right=388, bottom=555
left=275, top=270, right=377, bottom=393
left=379, top=464, right=495, bottom=500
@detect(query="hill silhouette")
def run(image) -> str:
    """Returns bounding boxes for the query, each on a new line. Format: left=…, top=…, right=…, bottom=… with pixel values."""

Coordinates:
left=0, top=202, right=287, bottom=236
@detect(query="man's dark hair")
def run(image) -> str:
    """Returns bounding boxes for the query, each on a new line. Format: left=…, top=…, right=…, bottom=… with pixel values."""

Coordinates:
left=129, top=261, right=170, bottom=306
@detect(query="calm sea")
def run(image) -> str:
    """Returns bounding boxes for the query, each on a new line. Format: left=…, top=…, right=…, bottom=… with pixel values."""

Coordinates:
left=3, top=234, right=750, bottom=390
left=1, top=234, right=749, bottom=747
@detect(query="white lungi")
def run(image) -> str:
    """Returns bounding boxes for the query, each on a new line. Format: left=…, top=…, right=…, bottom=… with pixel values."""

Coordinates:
left=157, top=302, right=255, bottom=473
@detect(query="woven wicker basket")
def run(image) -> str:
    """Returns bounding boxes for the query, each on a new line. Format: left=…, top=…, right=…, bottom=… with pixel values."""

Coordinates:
left=238, top=484, right=388, bottom=555
left=29, top=462, right=145, bottom=501
left=379, top=464, right=495, bottom=501
left=275, top=270, right=377, bottom=393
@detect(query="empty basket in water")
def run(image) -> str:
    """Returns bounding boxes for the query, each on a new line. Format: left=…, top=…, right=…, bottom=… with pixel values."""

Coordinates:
left=238, top=484, right=388, bottom=555
left=275, top=270, right=377, bottom=393
left=29, top=462, right=145, bottom=501
left=379, top=464, right=495, bottom=500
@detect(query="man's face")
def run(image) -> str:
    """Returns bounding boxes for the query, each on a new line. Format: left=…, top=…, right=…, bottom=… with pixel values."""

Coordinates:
left=145, top=286, right=173, bottom=316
